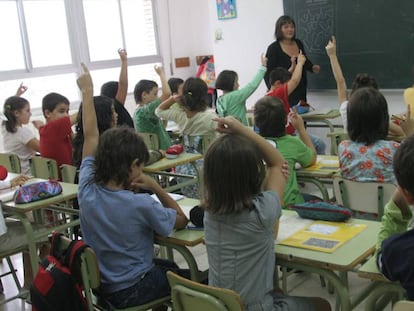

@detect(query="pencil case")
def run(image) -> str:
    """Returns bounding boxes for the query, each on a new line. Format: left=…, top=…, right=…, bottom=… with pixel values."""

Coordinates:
left=291, top=200, right=351, bottom=222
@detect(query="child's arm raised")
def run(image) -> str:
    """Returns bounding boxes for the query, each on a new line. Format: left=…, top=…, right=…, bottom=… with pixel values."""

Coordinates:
left=157, top=94, right=181, bottom=111
left=155, top=65, right=171, bottom=102
left=215, top=116, right=286, bottom=198
left=77, top=63, right=98, bottom=159
left=115, top=48, right=128, bottom=105
left=287, top=51, right=306, bottom=95
left=289, top=109, right=317, bottom=165
left=326, top=36, right=347, bottom=104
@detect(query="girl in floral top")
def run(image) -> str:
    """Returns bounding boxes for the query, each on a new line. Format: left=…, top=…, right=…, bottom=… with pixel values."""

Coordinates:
left=338, top=87, right=399, bottom=184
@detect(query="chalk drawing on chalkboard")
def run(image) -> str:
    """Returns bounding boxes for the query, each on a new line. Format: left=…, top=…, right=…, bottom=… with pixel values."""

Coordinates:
left=296, top=6, right=334, bottom=54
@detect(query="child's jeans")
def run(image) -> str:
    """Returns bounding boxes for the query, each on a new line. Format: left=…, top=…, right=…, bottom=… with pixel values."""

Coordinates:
left=104, top=259, right=189, bottom=309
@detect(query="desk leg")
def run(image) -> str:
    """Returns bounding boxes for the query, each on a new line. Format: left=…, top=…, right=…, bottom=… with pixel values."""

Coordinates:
left=17, top=215, right=39, bottom=275
left=297, top=177, right=329, bottom=201
left=277, top=259, right=351, bottom=311
left=190, top=161, right=203, bottom=200
left=156, top=240, right=206, bottom=282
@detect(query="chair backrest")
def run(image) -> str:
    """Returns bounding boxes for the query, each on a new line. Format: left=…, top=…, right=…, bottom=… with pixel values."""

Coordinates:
left=30, top=156, right=59, bottom=180
left=0, top=152, right=21, bottom=174
left=186, top=134, right=216, bottom=155
left=139, top=132, right=160, bottom=150
left=333, top=176, right=396, bottom=220
left=166, top=271, right=243, bottom=311
left=60, top=164, right=78, bottom=183
left=393, top=300, right=414, bottom=311
left=58, top=235, right=100, bottom=311
left=246, top=112, right=254, bottom=127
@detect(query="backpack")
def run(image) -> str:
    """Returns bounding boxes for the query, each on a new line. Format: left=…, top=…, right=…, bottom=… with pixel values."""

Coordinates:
left=31, top=232, right=88, bottom=311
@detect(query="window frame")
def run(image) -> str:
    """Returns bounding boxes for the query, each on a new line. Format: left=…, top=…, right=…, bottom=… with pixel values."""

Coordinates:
left=0, top=0, right=162, bottom=110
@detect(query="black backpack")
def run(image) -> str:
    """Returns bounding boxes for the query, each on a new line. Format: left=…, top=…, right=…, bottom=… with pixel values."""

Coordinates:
left=31, top=232, right=88, bottom=311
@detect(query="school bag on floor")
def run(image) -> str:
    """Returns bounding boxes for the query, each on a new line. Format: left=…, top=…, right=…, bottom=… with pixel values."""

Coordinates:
left=31, top=232, right=88, bottom=311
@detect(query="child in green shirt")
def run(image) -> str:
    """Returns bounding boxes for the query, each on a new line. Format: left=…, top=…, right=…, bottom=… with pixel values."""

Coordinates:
left=216, top=54, right=267, bottom=125
left=133, top=65, right=172, bottom=150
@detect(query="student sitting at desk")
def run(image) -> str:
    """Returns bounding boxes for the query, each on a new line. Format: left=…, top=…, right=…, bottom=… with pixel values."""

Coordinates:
left=215, top=54, right=267, bottom=125
left=326, top=36, right=404, bottom=137
left=133, top=65, right=172, bottom=150
left=37, top=92, right=78, bottom=170
left=266, top=52, right=326, bottom=155
left=254, top=96, right=317, bottom=207
left=376, top=134, right=414, bottom=300
left=155, top=77, right=218, bottom=198
left=77, top=64, right=188, bottom=309
left=203, top=116, right=331, bottom=311
left=338, top=87, right=399, bottom=184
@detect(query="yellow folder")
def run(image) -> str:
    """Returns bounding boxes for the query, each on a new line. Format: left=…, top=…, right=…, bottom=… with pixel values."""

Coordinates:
left=279, top=221, right=367, bottom=253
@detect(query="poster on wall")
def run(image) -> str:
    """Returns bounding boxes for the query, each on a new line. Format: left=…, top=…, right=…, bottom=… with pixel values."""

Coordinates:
left=217, top=0, right=237, bottom=20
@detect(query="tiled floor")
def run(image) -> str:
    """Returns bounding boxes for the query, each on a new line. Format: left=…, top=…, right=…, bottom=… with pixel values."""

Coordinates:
left=0, top=242, right=393, bottom=310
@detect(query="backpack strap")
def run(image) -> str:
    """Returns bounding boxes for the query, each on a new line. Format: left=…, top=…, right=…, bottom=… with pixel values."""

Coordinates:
left=64, top=240, right=87, bottom=269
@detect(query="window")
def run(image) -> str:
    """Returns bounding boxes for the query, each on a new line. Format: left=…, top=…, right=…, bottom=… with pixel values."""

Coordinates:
left=0, top=0, right=161, bottom=112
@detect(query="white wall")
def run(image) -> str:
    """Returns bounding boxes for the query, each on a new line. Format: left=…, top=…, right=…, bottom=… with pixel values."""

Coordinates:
left=208, top=0, right=284, bottom=109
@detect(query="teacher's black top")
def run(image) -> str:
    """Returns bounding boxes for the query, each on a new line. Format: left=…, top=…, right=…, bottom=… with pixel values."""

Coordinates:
left=265, top=38, right=314, bottom=107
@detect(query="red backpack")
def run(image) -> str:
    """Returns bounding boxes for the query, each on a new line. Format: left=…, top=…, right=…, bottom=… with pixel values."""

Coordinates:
left=31, top=232, right=88, bottom=311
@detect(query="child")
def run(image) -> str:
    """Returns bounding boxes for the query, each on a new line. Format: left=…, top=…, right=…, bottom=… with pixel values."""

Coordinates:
left=376, top=133, right=414, bottom=299
left=338, top=87, right=399, bottom=183
left=203, top=116, right=331, bottom=311
left=215, top=54, right=267, bottom=125
left=133, top=65, right=172, bottom=150
left=254, top=96, right=317, bottom=207
left=326, top=36, right=404, bottom=136
left=266, top=52, right=326, bottom=154
left=77, top=63, right=188, bottom=309
left=155, top=77, right=218, bottom=198
left=72, top=96, right=118, bottom=168
left=2, top=95, right=39, bottom=174
left=38, top=92, right=77, bottom=168
left=100, top=48, right=134, bottom=128
left=168, top=77, right=184, bottom=97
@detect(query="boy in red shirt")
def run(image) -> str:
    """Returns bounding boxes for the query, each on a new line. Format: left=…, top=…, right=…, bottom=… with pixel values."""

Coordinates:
left=38, top=92, right=78, bottom=168
left=266, top=52, right=326, bottom=154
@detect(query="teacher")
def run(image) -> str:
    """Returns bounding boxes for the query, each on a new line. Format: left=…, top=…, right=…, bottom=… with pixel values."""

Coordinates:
left=264, top=15, right=320, bottom=107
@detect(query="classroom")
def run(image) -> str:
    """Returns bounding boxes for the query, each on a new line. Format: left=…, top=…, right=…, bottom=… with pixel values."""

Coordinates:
left=1, top=0, right=414, bottom=310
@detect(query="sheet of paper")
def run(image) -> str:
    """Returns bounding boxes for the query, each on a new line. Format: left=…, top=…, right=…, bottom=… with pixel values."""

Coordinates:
left=276, top=214, right=313, bottom=243
left=305, top=223, right=339, bottom=235
left=151, top=193, right=184, bottom=203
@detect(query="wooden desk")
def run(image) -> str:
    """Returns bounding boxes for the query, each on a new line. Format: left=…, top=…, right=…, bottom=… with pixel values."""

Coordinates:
left=358, top=256, right=405, bottom=310
left=296, top=155, right=339, bottom=200
left=144, top=153, right=203, bottom=196
left=155, top=197, right=207, bottom=282
left=275, top=211, right=381, bottom=311
left=2, top=176, right=79, bottom=274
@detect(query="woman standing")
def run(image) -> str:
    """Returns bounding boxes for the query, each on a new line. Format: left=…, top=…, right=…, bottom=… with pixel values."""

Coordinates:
left=265, top=15, right=320, bottom=107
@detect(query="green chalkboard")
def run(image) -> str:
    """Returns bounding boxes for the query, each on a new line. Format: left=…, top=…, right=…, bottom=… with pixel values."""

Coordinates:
left=283, top=0, right=414, bottom=89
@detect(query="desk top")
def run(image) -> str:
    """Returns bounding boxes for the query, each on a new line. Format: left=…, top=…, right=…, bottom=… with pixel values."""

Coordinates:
left=2, top=180, right=78, bottom=212
left=296, top=155, right=339, bottom=178
left=358, top=255, right=389, bottom=282
left=143, top=152, right=203, bottom=172
left=301, top=109, right=340, bottom=120
left=275, top=210, right=381, bottom=271
left=156, top=197, right=204, bottom=247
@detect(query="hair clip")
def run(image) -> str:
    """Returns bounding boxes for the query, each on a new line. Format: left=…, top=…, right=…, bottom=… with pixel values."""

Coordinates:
left=187, top=92, right=192, bottom=97
left=4, top=104, right=11, bottom=111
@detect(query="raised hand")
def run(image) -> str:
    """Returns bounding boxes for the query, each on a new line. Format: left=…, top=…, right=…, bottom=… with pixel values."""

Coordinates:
left=15, top=82, right=28, bottom=97
left=76, top=63, right=93, bottom=93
